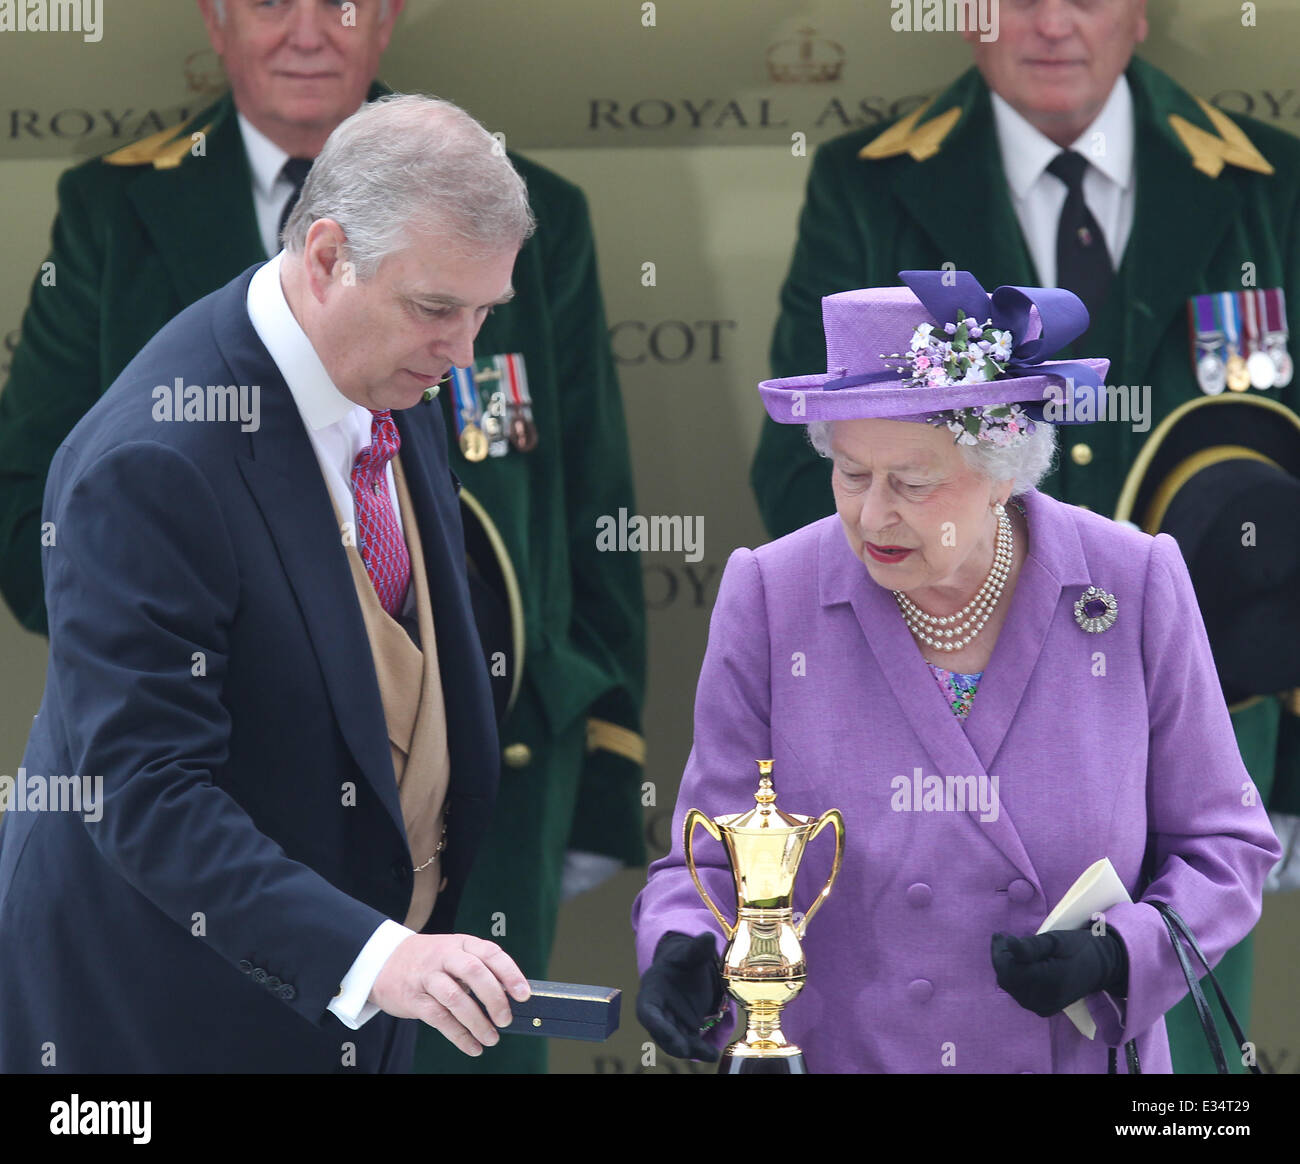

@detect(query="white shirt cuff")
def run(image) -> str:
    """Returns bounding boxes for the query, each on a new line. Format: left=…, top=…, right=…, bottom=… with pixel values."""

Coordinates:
left=327, top=919, right=416, bottom=1029
left=560, top=850, right=624, bottom=901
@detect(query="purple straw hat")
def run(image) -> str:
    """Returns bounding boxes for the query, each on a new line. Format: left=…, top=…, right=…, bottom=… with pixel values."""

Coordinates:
left=759, top=270, right=1111, bottom=435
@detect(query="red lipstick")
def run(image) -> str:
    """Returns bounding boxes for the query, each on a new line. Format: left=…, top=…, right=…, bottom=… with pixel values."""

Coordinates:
left=864, top=542, right=914, bottom=564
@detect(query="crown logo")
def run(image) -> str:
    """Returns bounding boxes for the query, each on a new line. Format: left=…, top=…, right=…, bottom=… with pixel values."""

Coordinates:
left=184, top=49, right=226, bottom=97
left=766, top=27, right=845, bottom=84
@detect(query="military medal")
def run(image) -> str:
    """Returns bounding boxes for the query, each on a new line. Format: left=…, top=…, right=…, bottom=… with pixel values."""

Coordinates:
left=450, top=365, right=489, bottom=462
left=1218, top=292, right=1250, bottom=392
left=470, top=358, right=510, bottom=458
left=485, top=390, right=510, bottom=458
left=1189, top=296, right=1226, bottom=395
left=1262, top=287, right=1294, bottom=388
left=498, top=353, right=539, bottom=452
left=1240, top=289, right=1276, bottom=389
left=459, top=423, right=488, bottom=461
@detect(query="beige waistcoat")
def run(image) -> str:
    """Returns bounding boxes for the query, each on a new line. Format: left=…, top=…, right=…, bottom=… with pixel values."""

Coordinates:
left=329, top=454, right=450, bottom=932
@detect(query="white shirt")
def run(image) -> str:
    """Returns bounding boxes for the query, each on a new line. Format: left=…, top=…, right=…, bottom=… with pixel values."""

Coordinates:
left=990, top=75, right=1135, bottom=288
left=237, top=114, right=295, bottom=260
left=246, top=250, right=416, bottom=1029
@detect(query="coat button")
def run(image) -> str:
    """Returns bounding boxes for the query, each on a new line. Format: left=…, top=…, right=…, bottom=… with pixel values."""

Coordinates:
left=906, top=978, right=934, bottom=1003
left=1070, top=442, right=1093, bottom=466
left=237, top=960, right=252, bottom=974
left=1007, top=879, right=1035, bottom=904
left=905, top=882, right=932, bottom=908
left=279, top=984, right=297, bottom=1001
left=266, top=975, right=281, bottom=990
left=251, top=967, right=267, bottom=984
left=503, top=743, right=532, bottom=769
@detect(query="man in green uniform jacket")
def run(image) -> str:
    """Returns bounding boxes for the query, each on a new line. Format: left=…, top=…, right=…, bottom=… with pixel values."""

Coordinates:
left=0, top=0, right=645, bottom=1075
left=751, top=5, right=1298, bottom=1073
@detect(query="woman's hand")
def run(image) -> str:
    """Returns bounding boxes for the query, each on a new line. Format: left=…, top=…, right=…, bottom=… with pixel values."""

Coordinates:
left=637, top=931, right=727, bottom=1061
left=991, top=929, right=1129, bottom=1018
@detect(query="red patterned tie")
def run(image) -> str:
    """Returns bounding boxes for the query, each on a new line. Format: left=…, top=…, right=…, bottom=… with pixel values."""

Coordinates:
left=351, top=409, right=411, bottom=616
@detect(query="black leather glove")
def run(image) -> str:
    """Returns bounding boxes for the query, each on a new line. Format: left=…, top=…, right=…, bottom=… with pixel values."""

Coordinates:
left=991, top=929, right=1129, bottom=1018
left=637, top=931, right=726, bottom=1061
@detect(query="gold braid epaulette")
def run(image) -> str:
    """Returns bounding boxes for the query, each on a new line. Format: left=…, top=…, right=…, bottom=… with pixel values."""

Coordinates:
left=102, top=121, right=214, bottom=170
left=1168, top=97, right=1273, bottom=178
left=858, top=99, right=962, bottom=163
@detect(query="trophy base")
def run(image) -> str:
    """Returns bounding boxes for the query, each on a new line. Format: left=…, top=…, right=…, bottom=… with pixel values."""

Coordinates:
left=719, top=1049, right=807, bottom=1075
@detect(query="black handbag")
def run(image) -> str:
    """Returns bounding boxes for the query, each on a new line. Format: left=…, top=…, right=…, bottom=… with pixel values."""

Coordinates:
left=1107, top=900, right=1262, bottom=1075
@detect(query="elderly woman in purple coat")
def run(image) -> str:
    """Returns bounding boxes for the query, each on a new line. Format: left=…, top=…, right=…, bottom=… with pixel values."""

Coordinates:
left=631, top=271, right=1280, bottom=1074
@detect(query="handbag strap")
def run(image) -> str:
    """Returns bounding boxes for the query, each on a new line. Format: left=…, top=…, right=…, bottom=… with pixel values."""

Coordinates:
left=1157, top=903, right=1230, bottom=1073
left=1108, top=901, right=1260, bottom=1076
left=1156, top=903, right=1262, bottom=1075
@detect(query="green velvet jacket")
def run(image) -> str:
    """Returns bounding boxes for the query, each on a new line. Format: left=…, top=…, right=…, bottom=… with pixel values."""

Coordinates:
left=0, top=88, right=647, bottom=977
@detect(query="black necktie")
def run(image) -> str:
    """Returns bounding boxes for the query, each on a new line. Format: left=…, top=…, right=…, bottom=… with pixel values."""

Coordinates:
left=277, top=157, right=314, bottom=242
left=1046, top=150, right=1113, bottom=324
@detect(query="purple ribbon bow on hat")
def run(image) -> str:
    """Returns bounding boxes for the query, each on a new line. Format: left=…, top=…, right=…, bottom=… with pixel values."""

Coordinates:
left=825, top=270, right=1106, bottom=421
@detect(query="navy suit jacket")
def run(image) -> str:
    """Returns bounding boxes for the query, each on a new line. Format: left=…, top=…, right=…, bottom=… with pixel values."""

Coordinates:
left=0, top=266, right=499, bottom=1072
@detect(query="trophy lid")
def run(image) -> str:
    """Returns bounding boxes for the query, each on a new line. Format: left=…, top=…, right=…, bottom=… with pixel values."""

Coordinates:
left=722, top=760, right=810, bottom=831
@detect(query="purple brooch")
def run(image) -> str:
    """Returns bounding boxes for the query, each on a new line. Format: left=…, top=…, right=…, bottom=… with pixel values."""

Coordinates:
left=1074, top=586, right=1117, bottom=633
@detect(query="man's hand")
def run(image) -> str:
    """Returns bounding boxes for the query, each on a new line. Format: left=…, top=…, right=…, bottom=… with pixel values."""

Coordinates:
left=370, top=934, right=530, bottom=1055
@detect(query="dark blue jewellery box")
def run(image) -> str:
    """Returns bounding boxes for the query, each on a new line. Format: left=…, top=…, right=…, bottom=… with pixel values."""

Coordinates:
left=502, top=980, right=622, bottom=1041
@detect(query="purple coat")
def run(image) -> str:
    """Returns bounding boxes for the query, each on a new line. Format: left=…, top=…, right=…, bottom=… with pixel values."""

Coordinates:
left=632, top=490, right=1280, bottom=1073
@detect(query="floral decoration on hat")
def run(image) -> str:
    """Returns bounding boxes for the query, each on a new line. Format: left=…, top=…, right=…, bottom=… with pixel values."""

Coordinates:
left=884, top=311, right=1037, bottom=446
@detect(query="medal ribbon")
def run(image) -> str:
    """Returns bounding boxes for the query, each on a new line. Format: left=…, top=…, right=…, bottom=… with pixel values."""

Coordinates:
left=1240, top=289, right=1262, bottom=353
left=1194, top=295, right=1218, bottom=340
left=450, top=365, right=480, bottom=440
left=1263, top=287, right=1286, bottom=337
left=501, top=353, right=532, bottom=408
left=1217, top=292, right=1241, bottom=353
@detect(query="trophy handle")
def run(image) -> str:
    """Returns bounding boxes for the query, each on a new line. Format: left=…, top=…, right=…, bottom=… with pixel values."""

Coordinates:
left=684, top=809, right=736, bottom=941
left=796, top=809, right=845, bottom=939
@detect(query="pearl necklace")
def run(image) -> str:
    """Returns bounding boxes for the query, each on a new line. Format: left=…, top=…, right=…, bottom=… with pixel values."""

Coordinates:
left=892, top=507, right=1013, bottom=652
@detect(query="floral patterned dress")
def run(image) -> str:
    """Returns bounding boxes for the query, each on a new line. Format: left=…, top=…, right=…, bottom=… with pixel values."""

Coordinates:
left=927, top=663, right=983, bottom=719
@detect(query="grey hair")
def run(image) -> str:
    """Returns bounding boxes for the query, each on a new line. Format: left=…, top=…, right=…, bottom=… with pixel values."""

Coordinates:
left=215, top=0, right=391, bottom=21
left=281, top=93, right=535, bottom=278
left=806, top=419, right=1057, bottom=497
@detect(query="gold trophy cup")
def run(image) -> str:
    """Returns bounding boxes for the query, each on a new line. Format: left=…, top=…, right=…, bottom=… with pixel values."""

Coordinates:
left=684, top=760, right=844, bottom=1074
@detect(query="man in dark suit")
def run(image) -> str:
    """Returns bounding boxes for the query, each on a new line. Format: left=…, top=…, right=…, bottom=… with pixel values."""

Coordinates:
left=0, top=93, right=531, bottom=1072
